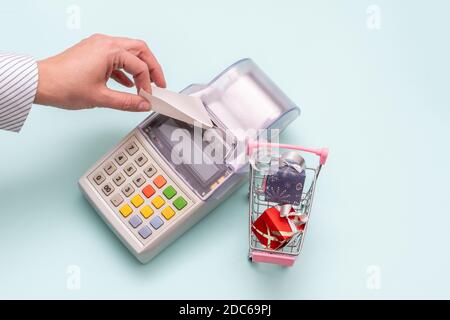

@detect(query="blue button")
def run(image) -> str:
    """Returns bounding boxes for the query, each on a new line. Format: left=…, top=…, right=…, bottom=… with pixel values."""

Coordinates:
left=129, top=215, right=142, bottom=228
left=138, top=226, right=152, bottom=239
left=150, top=216, right=164, bottom=230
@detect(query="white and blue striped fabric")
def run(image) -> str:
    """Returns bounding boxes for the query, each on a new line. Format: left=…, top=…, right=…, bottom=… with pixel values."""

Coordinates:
left=0, top=53, right=38, bottom=132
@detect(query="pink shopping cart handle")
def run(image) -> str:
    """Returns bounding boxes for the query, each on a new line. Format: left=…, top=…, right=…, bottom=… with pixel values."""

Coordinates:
left=247, top=140, right=329, bottom=165
left=251, top=251, right=296, bottom=266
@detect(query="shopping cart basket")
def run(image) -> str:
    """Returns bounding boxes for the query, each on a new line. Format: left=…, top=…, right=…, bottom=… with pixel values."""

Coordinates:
left=247, top=141, right=328, bottom=266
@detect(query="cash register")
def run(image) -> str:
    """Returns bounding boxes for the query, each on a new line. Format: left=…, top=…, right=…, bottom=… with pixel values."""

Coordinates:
left=78, top=59, right=300, bottom=263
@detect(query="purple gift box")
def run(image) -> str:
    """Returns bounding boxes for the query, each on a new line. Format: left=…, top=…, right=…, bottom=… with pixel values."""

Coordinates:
left=264, top=153, right=306, bottom=206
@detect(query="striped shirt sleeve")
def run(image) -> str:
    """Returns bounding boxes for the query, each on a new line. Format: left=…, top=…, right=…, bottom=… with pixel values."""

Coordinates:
left=0, top=53, right=39, bottom=133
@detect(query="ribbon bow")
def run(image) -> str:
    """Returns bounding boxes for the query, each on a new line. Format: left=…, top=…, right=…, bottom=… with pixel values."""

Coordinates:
left=275, top=204, right=308, bottom=235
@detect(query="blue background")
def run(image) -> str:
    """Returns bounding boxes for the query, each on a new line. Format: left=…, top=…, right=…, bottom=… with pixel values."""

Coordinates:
left=1, top=0, right=449, bottom=299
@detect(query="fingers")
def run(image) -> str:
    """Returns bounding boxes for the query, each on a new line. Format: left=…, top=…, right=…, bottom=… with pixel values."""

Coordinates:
left=96, top=87, right=150, bottom=112
left=110, top=70, right=134, bottom=87
left=140, top=50, right=166, bottom=88
left=113, top=37, right=167, bottom=88
left=118, top=50, right=151, bottom=93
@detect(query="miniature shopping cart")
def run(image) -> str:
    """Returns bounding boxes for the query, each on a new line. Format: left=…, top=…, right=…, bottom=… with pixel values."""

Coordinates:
left=246, top=141, right=328, bottom=266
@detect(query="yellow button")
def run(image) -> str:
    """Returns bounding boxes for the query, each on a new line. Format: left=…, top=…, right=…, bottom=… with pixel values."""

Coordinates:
left=119, top=204, right=133, bottom=217
left=151, top=196, right=165, bottom=209
left=161, top=206, right=175, bottom=220
left=140, top=205, right=154, bottom=219
left=131, top=194, right=144, bottom=208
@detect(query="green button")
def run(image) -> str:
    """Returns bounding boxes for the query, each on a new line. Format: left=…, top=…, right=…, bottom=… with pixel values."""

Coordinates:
left=173, top=196, right=187, bottom=210
left=163, top=185, right=177, bottom=199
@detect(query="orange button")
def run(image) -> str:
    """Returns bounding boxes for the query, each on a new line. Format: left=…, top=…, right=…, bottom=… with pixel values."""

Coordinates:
left=142, top=185, right=155, bottom=198
left=153, top=175, right=167, bottom=188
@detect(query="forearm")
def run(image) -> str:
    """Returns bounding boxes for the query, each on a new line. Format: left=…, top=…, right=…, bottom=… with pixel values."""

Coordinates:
left=0, top=52, right=38, bottom=133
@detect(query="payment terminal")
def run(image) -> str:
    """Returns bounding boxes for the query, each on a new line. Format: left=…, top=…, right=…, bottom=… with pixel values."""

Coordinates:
left=78, top=59, right=300, bottom=263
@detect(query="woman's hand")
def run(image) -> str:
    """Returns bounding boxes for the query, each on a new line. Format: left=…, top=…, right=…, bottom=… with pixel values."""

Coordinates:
left=34, top=34, right=166, bottom=112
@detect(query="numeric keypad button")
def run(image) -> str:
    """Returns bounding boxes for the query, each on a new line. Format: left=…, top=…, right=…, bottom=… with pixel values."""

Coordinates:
left=102, top=182, right=114, bottom=196
left=103, top=161, right=117, bottom=175
left=125, top=141, right=139, bottom=156
left=112, top=173, right=126, bottom=186
left=144, top=164, right=156, bottom=178
left=124, top=163, right=137, bottom=177
left=133, top=174, right=146, bottom=187
left=114, top=152, right=128, bottom=166
left=93, top=172, right=105, bottom=185
left=110, top=193, right=124, bottom=207
left=135, top=153, right=148, bottom=167
left=122, top=183, right=135, bottom=197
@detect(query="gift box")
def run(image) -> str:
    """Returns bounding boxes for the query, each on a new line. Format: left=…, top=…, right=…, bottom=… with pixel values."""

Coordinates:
left=252, top=205, right=307, bottom=250
left=264, top=152, right=306, bottom=206
left=251, top=214, right=287, bottom=250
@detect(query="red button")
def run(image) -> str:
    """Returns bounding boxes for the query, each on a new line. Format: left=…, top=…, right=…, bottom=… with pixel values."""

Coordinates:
left=142, top=185, right=155, bottom=198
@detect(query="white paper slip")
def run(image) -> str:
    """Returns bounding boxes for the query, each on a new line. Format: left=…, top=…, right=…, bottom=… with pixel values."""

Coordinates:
left=139, top=86, right=213, bottom=128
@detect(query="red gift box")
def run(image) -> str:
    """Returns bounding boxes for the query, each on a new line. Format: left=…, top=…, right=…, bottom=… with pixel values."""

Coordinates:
left=251, top=215, right=287, bottom=250
left=252, top=205, right=307, bottom=250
